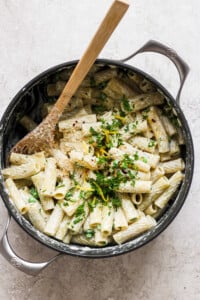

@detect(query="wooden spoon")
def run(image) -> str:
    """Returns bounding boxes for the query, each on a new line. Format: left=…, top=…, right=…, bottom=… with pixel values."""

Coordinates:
left=12, top=0, right=129, bottom=154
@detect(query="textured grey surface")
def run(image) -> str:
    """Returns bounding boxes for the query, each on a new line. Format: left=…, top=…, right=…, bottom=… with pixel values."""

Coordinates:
left=0, top=0, right=199, bottom=299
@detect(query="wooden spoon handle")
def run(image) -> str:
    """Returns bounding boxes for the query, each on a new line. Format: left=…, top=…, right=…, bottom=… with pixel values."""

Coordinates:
left=52, top=0, right=129, bottom=117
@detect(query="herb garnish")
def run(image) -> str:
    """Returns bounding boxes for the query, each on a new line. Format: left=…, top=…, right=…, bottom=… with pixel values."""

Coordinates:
left=30, top=187, right=39, bottom=199
left=85, top=229, right=95, bottom=239
left=97, top=156, right=108, bottom=165
left=28, top=196, right=37, bottom=203
left=148, top=139, right=156, bottom=147
left=121, top=95, right=131, bottom=112
left=73, top=203, right=86, bottom=224
left=56, top=182, right=65, bottom=189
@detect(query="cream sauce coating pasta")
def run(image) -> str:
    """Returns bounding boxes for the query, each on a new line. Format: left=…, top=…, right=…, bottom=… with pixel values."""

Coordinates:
left=2, top=66, right=185, bottom=246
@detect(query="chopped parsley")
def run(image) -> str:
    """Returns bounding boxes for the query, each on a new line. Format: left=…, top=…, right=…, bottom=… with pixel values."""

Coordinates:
left=133, top=152, right=139, bottom=161
left=148, top=139, right=156, bottom=147
left=69, top=172, right=78, bottom=186
left=89, top=127, right=104, bottom=148
left=84, top=229, right=95, bottom=239
left=28, top=196, right=37, bottom=203
left=73, top=203, right=86, bottom=224
left=97, top=156, right=108, bottom=165
left=97, top=80, right=108, bottom=89
left=121, top=95, right=131, bottom=112
left=89, top=122, right=123, bottom=150
left=142, top=108, right=150, bottom=120
left=92, top=105, right=107, bottom=114
left=112, top=159, right=119, bottom=169
left=120, top=154, right=138, bottom=169
left=128, top=170, right=137, bottom=186
left=73, top=216, right=83, bottom=224
left=65, top=190, right=73, bottom=200
left=75, top=203, right=85, bottom=217
left=89, top=77, right=108, bottom=89
left=141, top=156, right=148, bottom=163
left=88, top=198, right=97, bottom=212
left=101, top=118, right=123, bottom=131
left=99, top=92, right=107, bottom=101
left=124, top=124, right=130, bottom=132
left=111, top=196, right=121, bottom=208
left=90, top=77, right=96, bottom=87
left=56, top=182, right=65, bottom=189
left=30, top=187, right=39, bottom=199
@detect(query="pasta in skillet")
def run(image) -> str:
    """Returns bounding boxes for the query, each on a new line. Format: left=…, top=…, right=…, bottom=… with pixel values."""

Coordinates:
left=2, top=65, right=185, bottom=246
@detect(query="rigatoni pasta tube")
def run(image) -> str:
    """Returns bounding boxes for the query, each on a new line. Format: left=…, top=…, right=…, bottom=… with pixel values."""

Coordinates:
left=114, top=207, right=128, bottom=230
left=155, top=171, right=184, bottom=209
left=159, top=158, right=185, bottom=174
left=101, top=205, right=114, bottom=236
left=137, top=171, right=151, bottom=181
left=113, top=216, right=156, bottom=244
left=53, top=177, right=71, bottom=200
left=160, top=114, right=176, bottom=136
left=31, top=172, right=54, bottom=211
left=147, top=106, right=169, bottom=153
left=117, top=180, right=152, bottom=194
left=119, top=143, right=160, bottom=168
left=5, top=178, right=28, bottom=214
left=58, top=114, right=96, bottom=132
left=2, top=162, right=40, bottom=180
left=27, top=203, right=46, bottom=232
left=138, top=176, right=169, bottom=211
left=44, top=203, right=64, bottom=236
left=20, top=189, right=46, bottom=231
left=130, top=136, right=157, bottom=153
left=69, top=150, right=99, bottom=170
left=63, top=233, right=72, bottom=244
left=120, top=194, right=138, bottom=223
left=68, top=203, right=89, bottom=234
left=89, top=203, right=102, bottom=228
left=71, top=234, right=96, bottom=246
left=131, top=194, right=143, bottom=206
left=151, top=166, right=165, bottom=183
left=10, top=152, right=46, bottom=171
left=55, top=215, right=70, bottom=240
left=60, top=191, right=82, bottom=216
left=121, top=92, right=164, bottom=113
left=145, top=204, right=158, bottom=216
left=169, top=139, right=180, bottom=156
left=119, top=120, right=148, bottom=140
left=95, top=229, right=109, bottom=246
left=41, top=158, right=57, bottom=197
left=51, top=148, right=73, bottom=173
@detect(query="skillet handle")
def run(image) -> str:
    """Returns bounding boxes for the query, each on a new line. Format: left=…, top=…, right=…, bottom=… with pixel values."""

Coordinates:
left=120, top=40, right=190, bottom=103
left=0, top=210, right=61, bottom=276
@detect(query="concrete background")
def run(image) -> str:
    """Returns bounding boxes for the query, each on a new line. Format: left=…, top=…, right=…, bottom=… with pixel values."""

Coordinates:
left=0, top=0, right=199, bottom=299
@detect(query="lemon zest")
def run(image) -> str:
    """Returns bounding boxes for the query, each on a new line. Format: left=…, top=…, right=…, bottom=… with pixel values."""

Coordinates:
left=92, top=181, right=107, bottom=202
left=76, top=185, right=94, bottom=192
left=114, top=114, right=126, bottom=122
left=82, top=141, right=89, bottom=154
